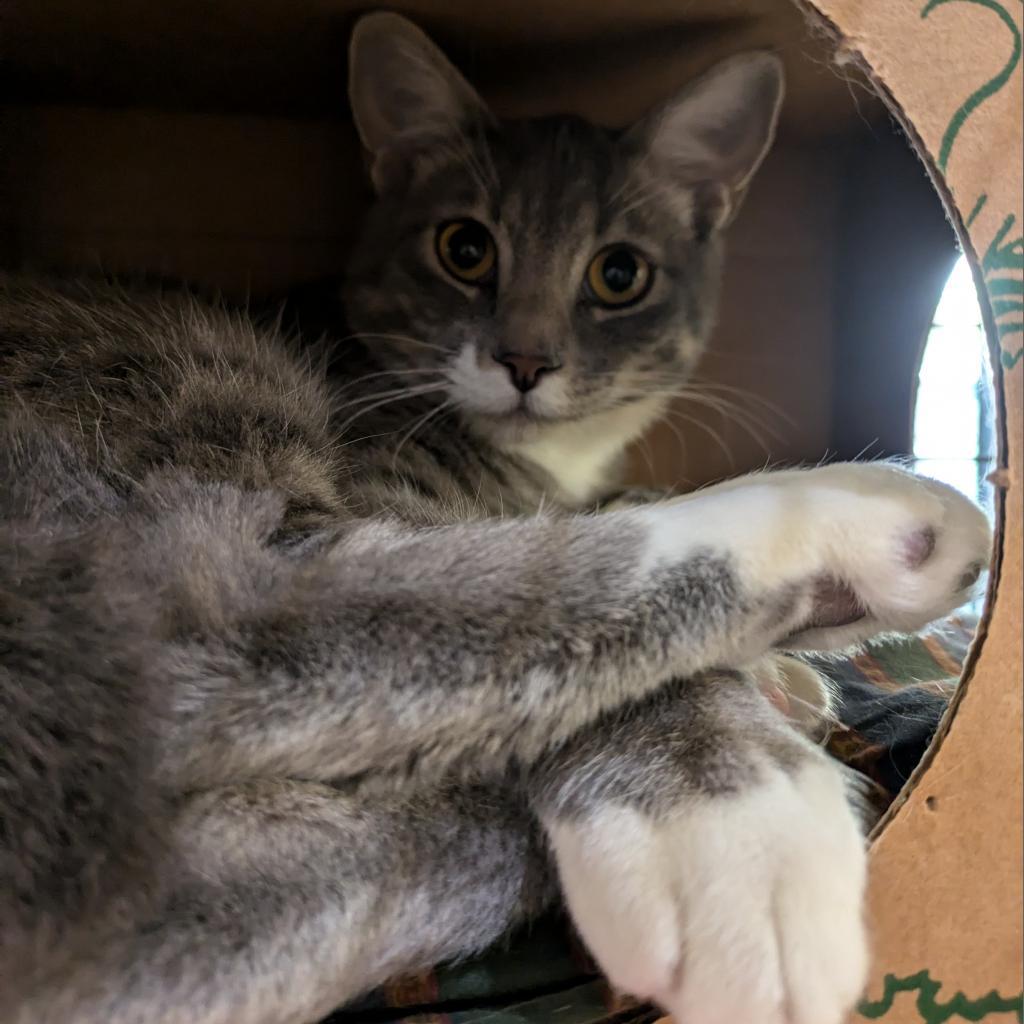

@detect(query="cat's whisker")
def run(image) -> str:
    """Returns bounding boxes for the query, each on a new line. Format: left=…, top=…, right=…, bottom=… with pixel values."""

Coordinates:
left=334, top=384, right=449, bottom=437
left=334, top=382, right=448, bottom=410
left=656, top=413, right=690, bottom=469
left=579, top=373, right=795, bottom=443
left=688, top=392, right=793, bottom=445
left=674, top=389, right=763, bottom=432
left=333, top=428, right=406, bottom=451
left=339, top=331, right=451, bottom=357
left=683, top=403, right=777, bottom=458
left=331, top=367, right=449, bottom=395
left=674, top=391, right=781, bottom=451
left=390, top=398, right=457, bottom=472
left=669, top=383, right=784, bottom=439
left=688, top=378, right=797, bottom=428
left=602, top=387, right=691, bottom=407
left=660, top=406, right=736, bottom=468
left=632, top=431, right=659, bottom=483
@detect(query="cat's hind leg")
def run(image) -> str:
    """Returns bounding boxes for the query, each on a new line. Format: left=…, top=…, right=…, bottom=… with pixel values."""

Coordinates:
left=11, top=780, right=553, bottom=1024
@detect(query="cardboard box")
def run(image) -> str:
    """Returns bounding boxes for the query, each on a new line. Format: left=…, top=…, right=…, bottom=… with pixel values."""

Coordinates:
left=786, top=3, right=1024, bottom=1021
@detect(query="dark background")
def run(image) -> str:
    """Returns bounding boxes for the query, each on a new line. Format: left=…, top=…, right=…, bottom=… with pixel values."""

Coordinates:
left=0, top=0, right=959, bottom=489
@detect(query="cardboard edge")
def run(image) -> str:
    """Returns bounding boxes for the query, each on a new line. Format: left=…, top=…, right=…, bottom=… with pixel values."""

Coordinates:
left=788, top=0, right=1010, bottom=842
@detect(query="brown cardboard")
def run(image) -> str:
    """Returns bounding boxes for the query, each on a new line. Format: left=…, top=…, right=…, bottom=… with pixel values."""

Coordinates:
left=1, top=2, right=1021, bottom=1020
left=790, top=3, right=1024, bottom=1021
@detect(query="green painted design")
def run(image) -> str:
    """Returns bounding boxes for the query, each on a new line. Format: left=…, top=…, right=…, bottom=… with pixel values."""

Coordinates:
left=920, top=0, right=1022, bottom=172
left=917, top=0, right=1023, bottom=366
left=981, top=214, right=1024, bottom=361
left=983, top=215, right=1024, bottom=276
left=966, top=193, right=989, bottom=227
left=988, top=278, right=1024, bottom=297
left=858, top=970, right=1024, bottom=1022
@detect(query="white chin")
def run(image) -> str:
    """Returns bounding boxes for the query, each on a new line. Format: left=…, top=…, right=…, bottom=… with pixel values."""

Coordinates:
left=463, top=408, right=560, bottom=444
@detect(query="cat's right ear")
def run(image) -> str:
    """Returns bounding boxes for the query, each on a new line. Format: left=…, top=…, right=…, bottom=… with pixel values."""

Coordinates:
left=624, top=52, right=785, bottom=235
left=348, top=13, right=493, bottom=195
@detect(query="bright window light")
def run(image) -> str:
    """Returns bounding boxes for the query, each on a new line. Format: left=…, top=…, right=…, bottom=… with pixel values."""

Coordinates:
left=912, top=254, right=996, bottom=616
left=912, top=254, right=996, bottom=517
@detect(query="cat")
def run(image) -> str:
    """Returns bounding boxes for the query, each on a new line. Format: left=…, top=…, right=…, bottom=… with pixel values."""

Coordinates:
left=0, top=12, right=991, bottom=1024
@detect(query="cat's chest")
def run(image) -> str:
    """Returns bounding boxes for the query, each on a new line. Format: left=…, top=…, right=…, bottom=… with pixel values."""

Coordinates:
left=507, top=397, right=666, bottom=507
left=511, top=433, right=623, bottom=507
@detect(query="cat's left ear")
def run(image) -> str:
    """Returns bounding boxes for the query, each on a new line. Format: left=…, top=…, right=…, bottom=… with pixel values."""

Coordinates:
left=348, top=13, right=494, bottom=194
left=625, top=52, right=784, bottom=235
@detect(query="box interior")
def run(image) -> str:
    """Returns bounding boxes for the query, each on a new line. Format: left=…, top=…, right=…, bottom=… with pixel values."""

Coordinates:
left=0, top=0, right=961, bottom=489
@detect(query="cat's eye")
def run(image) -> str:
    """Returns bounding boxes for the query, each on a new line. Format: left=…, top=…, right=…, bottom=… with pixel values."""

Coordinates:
left=585, top=246, right=652, bottom=308
left=436, top=220, right=497, bottom=285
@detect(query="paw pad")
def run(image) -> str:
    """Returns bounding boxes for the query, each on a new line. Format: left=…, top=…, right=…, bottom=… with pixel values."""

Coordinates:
left=805, top=575, right=866, bottom=630
left=901, top=526, right=937, bottom=569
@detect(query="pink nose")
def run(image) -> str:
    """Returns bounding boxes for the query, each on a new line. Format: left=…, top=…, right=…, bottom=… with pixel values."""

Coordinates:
left=493, top=352, right=562, bottom=393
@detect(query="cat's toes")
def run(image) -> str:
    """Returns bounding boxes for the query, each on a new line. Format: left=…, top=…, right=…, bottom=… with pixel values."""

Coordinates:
left=752, top=653, right=834, bottom=732
left=790, top=466, right=991, bottom=648
left=862, top=471, right=991, bottom=621
left=546, top=758, right=868, bottom=1024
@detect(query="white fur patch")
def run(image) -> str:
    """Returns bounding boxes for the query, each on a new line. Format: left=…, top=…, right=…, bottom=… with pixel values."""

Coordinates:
left=545, top=759, right=868, bottom=1024
left=448, top=343, right=520, bottom=417
left=636, top=483, right=795, bottom=580
left=509, top=396, right=665, bottom=506
left=524, top=369, right=571, bottom=420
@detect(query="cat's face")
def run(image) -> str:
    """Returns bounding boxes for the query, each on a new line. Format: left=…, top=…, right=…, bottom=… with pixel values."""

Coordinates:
left=345, top=14, right=783, bottom=449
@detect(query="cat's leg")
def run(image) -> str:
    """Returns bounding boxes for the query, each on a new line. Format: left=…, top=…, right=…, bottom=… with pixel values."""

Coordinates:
left=9, top=780, right=553, bottom=1024
left=147, top=461, right=988, bottom=789
left=532, top=671, right=869, bottom=1024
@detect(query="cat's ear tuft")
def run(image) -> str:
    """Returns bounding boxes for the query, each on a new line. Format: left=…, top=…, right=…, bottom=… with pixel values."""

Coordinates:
left=627, top=52, right=784, bottom=233
left=348, top=13, right=492, bottom=194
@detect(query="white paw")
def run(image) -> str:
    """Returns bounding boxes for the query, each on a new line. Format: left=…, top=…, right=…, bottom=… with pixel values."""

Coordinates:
left=546, top=758, right=868, bottom=1024
left=753, top=653, right=835, bottom=732
left=785, top=463, right=991, bottom=648
left=637, top=462, right=990, bottom=655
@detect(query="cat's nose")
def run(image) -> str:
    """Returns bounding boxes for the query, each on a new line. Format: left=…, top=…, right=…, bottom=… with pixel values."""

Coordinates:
left=492, top=351, right=562, bottom=393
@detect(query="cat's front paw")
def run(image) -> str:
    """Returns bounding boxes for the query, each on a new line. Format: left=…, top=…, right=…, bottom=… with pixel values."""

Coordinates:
left=786, top=464, right=991, bottom=649
left=547, top=757, right=868, bottom=1024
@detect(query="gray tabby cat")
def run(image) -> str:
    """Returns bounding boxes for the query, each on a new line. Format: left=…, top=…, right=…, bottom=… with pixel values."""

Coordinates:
left=0, top=13, right=990, bottom=1024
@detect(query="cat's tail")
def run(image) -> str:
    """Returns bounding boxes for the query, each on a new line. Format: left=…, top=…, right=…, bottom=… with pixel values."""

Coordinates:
left=0, top=418, right=168, bottom=991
